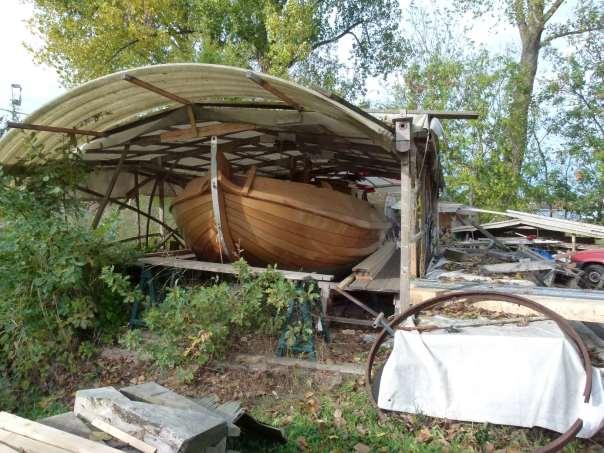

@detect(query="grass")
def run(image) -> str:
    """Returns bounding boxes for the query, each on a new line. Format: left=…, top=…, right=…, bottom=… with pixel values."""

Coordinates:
left=242, top=377, right=588, bottom=452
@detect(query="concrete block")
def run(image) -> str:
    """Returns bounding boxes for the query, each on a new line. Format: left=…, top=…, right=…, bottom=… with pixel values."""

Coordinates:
left=75, top=387, right=227, bottom=453
left=121, top=382, right=240, bottom=437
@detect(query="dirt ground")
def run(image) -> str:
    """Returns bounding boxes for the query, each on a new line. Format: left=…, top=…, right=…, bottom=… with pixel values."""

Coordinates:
left=41, top=323, right=603, bottom=452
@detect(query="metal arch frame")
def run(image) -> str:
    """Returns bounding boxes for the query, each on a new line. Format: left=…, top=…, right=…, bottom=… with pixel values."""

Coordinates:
left=365, top=291, right=595, bottom=453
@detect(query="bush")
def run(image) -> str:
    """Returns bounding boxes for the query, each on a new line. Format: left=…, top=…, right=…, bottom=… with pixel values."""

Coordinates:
left=124, top=259, right=319, bottom=371
left=0, top=146, right=140, bottom=408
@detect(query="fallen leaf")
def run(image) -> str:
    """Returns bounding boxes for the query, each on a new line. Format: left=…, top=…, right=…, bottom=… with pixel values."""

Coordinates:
left=296, top=436, right=309, bottom=451
left=416, top=427, right=432, bottom=443
left=282, top=415, right=294, bottom=426
left=483, top=442, right=495, bottom=452
left=354, top=443, right=370, bottom=453
left=356, top=424, right=368, bottom=435
left=342, top=329, right=356, bottom=335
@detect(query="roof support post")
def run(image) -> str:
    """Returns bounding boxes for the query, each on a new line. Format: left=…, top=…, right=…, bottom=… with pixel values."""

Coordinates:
left=91, top=146, right=127, bottom=228
left=395, top=118, right=413, bottom=313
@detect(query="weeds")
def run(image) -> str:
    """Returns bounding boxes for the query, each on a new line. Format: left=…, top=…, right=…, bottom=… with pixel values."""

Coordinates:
left=122, top=259, right=320, bottom=374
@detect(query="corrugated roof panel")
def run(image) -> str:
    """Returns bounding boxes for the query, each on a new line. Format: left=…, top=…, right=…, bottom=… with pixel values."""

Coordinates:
left=0, top=64, right=394, bottom=165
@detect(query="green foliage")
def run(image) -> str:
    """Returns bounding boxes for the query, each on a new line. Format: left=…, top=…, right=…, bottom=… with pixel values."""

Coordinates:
left=387, top=8, right=523, bottom=210
left=27, top=0, right=407, bottom=97
left=125, top=259, right=319, bottom=371
left=0, top=146, right=140, bottom=410
left=386, top=3, right=602, bottom=218
left=527, top=32, right=604, bottom=221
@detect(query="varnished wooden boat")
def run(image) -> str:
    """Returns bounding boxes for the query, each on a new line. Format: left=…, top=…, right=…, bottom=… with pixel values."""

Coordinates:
left=170, top=140, right=390, bottom=273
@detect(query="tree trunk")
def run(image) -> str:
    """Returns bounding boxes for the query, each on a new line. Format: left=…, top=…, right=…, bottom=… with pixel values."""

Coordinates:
left=508, top=24, right=543, bottom=175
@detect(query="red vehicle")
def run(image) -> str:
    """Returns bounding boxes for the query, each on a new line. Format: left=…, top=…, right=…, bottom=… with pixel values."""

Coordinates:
left=571, top=249, right=604, bottom=289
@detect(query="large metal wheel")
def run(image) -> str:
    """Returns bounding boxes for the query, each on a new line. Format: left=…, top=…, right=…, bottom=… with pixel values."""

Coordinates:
left=365, top=291, right=595, bottom=453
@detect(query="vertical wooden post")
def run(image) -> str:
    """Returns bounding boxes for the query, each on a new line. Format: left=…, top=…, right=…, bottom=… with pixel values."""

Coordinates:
left=92, top=146, right=128, bottom=229
left=157, top=158, right=166, bottom=243
left=409, top=142, right=418, bottom=278
left=134, top=172, right=142, bottom=247
left=145, top=178, right=159, bottom=248
left=395, top=118, right=413, bottom=313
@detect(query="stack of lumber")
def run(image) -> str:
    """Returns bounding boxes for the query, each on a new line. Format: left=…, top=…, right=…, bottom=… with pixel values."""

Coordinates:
left=0, top=382, right=285, bottom=453
left=0, top=411, right=120, bottom=452
left=352, top=241, right=396, bottom=281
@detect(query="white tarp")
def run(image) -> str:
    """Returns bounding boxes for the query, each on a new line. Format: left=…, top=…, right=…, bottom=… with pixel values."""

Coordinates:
left=378, top=319, right=604, bottom=438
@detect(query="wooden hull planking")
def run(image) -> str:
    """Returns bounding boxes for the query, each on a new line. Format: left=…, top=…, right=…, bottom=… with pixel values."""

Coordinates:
left=170, top=145, right=390, bottom=272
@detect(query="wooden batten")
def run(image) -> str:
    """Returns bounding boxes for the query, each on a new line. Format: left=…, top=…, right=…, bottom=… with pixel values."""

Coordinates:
left=160, top=122, right=256, bottom=142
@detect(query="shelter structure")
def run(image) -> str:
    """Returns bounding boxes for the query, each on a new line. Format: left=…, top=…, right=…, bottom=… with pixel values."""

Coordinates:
left=0, top=64, right=451, bottom=310
left=452, top=208, right=604, bottom=249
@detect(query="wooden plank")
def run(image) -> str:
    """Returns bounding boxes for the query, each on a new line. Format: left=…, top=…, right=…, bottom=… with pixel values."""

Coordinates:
left=410, top=282, right=604, bottom=322
left=0, top=428, right=70, bottom=452
left=352, top=241, right=396, bottom=280
left=0, top=443, right=18, bottom=453
left=123, top=74, right=191, bottom=105
left=232, top=354, right=363, bottom=375
left=160, top=123, right=256, bottom=142
left=406, top=110, right=480, bottom=120
left=89, top=419, right=156, bottom=453
left=324, top=315, right=374, bottom=327
left=481, top=260, right=555, bottom=274
left=137, top=256, right=334, bottom=282
left=246, top=72, right=304, bottom=111
left=6, top=121, right=105, bottom=137
left=0, top=412, right=119, bottom=453
left=397, top=120, right=413, bottom=313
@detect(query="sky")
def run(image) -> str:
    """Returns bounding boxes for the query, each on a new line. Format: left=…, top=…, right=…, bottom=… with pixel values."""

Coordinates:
left=0, top=1, right=63, bottom=118
left=0, top=0, right=573, bottom=117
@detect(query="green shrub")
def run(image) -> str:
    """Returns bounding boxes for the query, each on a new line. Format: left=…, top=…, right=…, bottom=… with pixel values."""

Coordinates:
left=125, top=259, right=319, bottom=371
left=0, top=146, right=140, bottom=408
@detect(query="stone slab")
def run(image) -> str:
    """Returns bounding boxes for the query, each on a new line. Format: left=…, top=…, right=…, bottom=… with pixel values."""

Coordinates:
left=120, top=382, right=240, bottom=437
left=75, top=387, right=227, bottom=453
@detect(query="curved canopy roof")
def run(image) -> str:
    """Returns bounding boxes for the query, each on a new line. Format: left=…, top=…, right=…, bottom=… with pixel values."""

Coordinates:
left=1, top=64, right=394, bottom=162
left=0, top=64, right=446, bottom=201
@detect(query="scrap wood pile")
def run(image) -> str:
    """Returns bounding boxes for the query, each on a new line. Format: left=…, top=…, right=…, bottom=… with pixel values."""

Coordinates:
left=0, top=382, right=284, bottom=453
left=428, top=240, right=581, bottom=287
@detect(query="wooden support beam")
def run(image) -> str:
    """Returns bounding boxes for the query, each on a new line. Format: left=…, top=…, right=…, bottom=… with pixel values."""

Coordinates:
left=407, top=110, right=480, bottom=120
left=91, top=147, right=127, bottom=228
left=145, top=178, right=159, bottom=248
left=6, top=121, right=105, bottom=137
left=395, top=118, right=413, bottom=313
left=123, top=74, right=191, bottom=105
left=134, top=172, right=142, bottom=247
left=77, top=186, right=182, bottom=239
left=160, top=122, right=256, bottom=142
left=246, top=72, right=304, bottom=111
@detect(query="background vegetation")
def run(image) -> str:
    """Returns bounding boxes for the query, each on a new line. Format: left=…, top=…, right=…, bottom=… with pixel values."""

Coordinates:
left=0, top=145, right=139, bottom=411
left=24, top=0, right=602, bottom=221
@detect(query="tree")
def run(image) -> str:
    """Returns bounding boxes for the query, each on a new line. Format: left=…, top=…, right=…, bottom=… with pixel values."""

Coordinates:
left=385, top=7, right=522, bottom=210
left=27, top=0, right=406, bottom=96
left=528, top=32, right=604, bottom=221
left=455, top=0, right=603, bottom=176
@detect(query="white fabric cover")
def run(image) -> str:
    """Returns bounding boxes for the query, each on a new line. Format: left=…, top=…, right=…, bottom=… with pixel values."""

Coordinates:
left=378, top=320, right=604, bottom=438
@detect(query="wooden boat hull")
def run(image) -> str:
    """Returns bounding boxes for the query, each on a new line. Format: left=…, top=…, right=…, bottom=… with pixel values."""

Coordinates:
left=171, top=144, right=390, bottom=272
